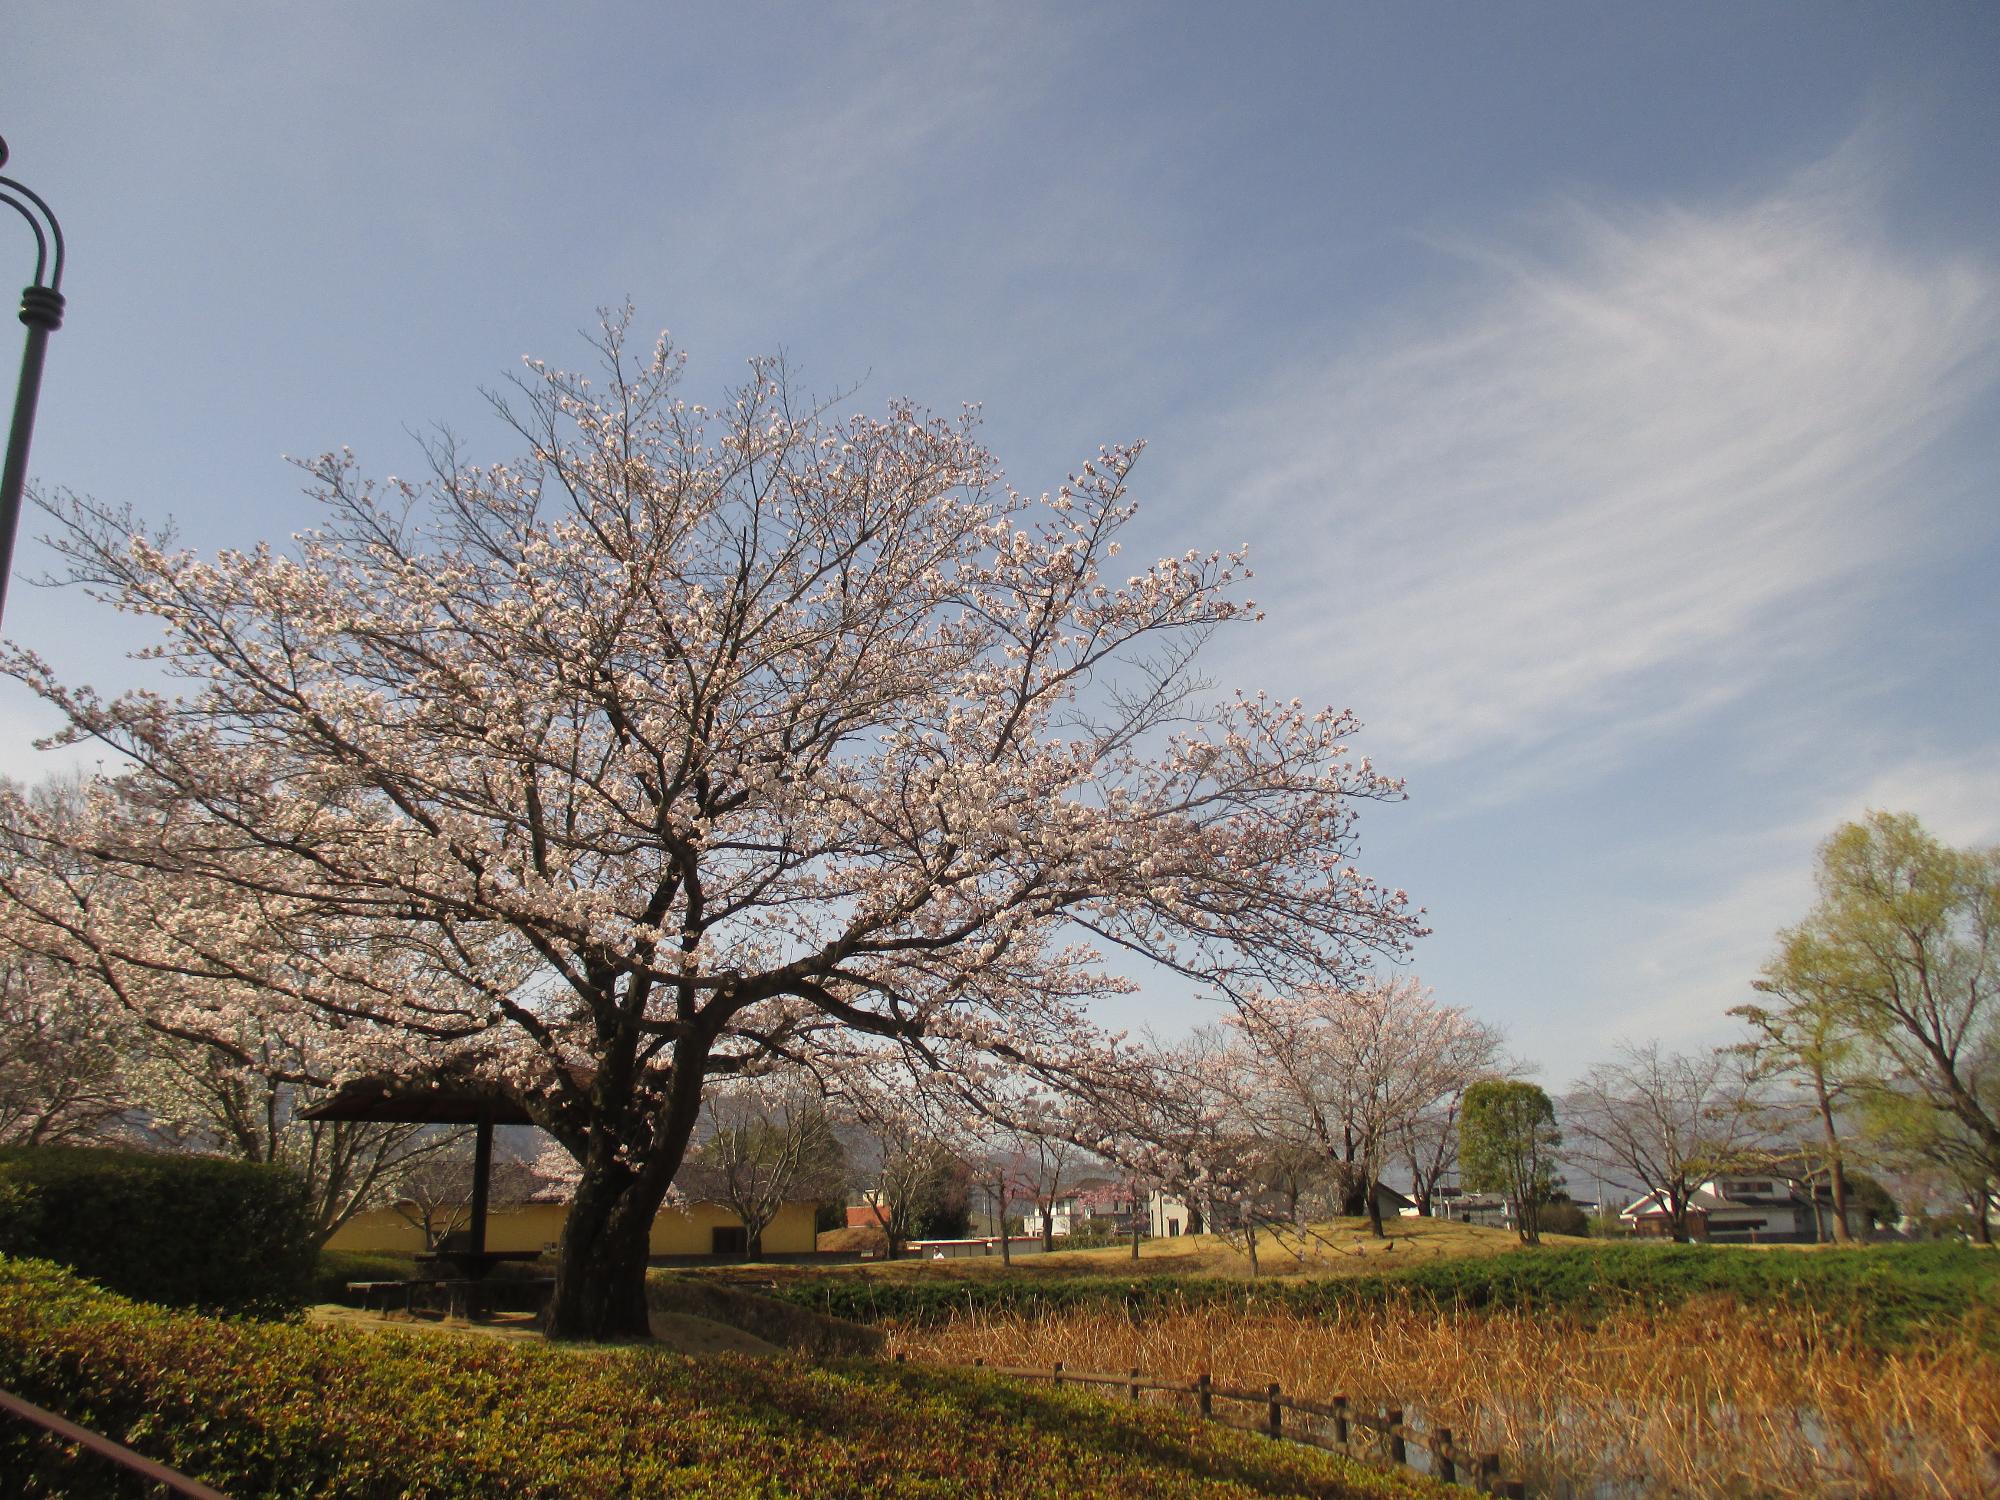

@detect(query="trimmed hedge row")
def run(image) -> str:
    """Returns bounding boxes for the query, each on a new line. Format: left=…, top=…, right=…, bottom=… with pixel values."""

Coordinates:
left=0, top=1257, right=1448, bottom=1499
left=773, top=1242, right=2000, bottom=1348
left=0, top=1146, right=316, bottom=1317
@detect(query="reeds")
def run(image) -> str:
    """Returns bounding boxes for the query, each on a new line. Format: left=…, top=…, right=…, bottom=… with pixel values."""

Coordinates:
left=890, top=1297, right=2000, bottom=1497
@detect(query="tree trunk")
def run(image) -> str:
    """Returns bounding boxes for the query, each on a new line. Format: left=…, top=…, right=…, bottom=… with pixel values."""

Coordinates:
left=1668, top=1193, right=1692, bottom=1244
left=547, top=1171, right=660, bottom=1340
left=1338, top=1173, right=1369, bottom=1218
left=1816, top=1087, right=1853, bottom=1243
left=1363, top=1173, right=1386, bottom=1239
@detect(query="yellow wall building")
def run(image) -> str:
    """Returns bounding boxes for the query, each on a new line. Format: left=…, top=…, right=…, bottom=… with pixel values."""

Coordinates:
left=327, top=1198, right=818, bottom=1258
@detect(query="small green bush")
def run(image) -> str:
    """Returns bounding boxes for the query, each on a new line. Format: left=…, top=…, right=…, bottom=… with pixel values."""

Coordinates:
left=0, top=1145, right=316, bottom=1317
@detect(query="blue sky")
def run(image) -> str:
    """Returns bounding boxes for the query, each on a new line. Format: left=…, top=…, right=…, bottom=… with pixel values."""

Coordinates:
left=6, top=2, right=1998, bottom=1087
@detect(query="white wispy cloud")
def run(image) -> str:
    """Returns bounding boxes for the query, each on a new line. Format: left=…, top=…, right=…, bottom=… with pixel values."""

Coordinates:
left=1210, top=137, right=2000, bottom=777
left=1564, top=744, right=2000, bottom=1080
left=673, top=2, right=1086, bottom=301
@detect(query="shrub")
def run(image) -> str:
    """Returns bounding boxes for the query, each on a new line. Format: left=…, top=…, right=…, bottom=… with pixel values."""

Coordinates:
left=0, top=1145, right=316, bottom=1317
left=0, top=1258, right=1443, bottom=1499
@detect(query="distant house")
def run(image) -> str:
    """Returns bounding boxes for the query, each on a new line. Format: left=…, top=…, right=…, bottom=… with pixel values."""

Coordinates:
left=1369, top=1183, right=1418, bottom=1219
left=1020, top=1195, right=1079, bottom=1239
left=1620, top=1176, right=1866, bottom=1244
left=1419, top=1186, right=1513, bottom=1228
left=1147, top=1188, right=1193, bottom=1238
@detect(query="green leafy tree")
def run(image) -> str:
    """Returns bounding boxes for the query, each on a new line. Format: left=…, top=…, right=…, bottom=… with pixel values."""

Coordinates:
left=1459, top=1079, right=1562, bottom=1245
left=1769, top=813, right=2000, bottom=1243
left=1730, top=977, right=1862, bottom=1241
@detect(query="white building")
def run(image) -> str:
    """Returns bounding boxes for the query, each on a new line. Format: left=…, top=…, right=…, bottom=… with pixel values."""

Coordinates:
left=1621, top=1176, right=1866, bottom=1243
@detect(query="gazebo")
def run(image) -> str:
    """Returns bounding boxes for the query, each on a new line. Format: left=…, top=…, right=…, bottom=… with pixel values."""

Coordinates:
left=300, top=1066, right=542, bottom=1283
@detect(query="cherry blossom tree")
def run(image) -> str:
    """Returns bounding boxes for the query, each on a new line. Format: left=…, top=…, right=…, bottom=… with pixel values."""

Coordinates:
left=0, top=777, right=137, bottom=1147
left=0, top=777, right=463, bottom=1244
left=1, top=319, right=1417, bottom=1337
left=0, top=944, right=134, bottom=1147
left=1229, top=978, right=1497, bottom=1236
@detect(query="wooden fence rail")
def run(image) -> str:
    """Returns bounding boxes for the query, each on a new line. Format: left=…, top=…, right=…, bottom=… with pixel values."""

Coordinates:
left=1, top=1386, right=231, bottom=1498
left=894, top=1353, right=1528, bottom=1497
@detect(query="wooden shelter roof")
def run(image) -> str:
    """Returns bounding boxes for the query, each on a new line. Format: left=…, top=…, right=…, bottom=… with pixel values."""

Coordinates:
left=298, top=1072, right=537, bottom=1125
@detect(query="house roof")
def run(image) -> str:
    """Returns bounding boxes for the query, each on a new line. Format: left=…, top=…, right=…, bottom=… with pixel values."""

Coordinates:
left=1620, top=1177, right=1832, bottom=1219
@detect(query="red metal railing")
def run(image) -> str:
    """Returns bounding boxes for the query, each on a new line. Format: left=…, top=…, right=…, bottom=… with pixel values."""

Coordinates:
left=0, top=1386, right=229, bottom=1498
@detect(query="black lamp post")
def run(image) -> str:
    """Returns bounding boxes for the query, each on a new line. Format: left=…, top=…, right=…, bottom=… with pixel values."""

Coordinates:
left=0, top=136, right=67, bottom=627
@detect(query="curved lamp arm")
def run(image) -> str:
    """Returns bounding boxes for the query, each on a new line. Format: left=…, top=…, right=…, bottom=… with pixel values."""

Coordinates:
left=0, top=135, right=68, bottom=626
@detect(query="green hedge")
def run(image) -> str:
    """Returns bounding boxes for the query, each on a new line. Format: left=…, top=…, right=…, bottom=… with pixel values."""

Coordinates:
left=0, top=1146, right=316, bottom=1317
left=774, top=1242, right=2000, bottom=1349
left=0, top=1257, right=1445, bottom=1499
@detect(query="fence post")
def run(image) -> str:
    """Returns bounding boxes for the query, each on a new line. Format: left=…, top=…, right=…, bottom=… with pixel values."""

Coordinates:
left=1052, top=1361, right=1064, bottom=1387
left=1128, top=1367, right=1141, bottom=1401
left=1498, top=1480, right=1525, bottom=1499
left=1475, top=1453, right=1499, bottom=1493
left=1434, top=1426, right=1455, bottom=1484
left=1387, top=1406, right=1406, bottom=1466
left=1197, top=1371, right=1213, bottom=1419
left=894, top=1352, right=906, bottom=1366
left=973, top=1357, right=985, bottom=1369
left=1266, top=1382, right=1282, bottom=1439
left=1332, top=1393, right=1349, bottom=1448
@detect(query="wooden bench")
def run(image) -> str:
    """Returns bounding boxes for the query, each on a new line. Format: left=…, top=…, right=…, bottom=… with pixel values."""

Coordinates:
left=346, top=1279, right=422, bottom=1313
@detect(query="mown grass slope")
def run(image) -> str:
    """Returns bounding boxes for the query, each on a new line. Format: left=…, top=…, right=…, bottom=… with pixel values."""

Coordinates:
left=0, top=1257, right=1448, bottom=1499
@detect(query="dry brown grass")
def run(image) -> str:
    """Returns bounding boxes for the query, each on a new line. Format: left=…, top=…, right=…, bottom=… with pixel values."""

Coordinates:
left=890, top=1298, right=2000, bottom=1498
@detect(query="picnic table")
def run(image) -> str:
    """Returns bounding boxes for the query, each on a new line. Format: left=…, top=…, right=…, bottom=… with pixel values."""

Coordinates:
left=350, top=1253, right=554, bottom=1321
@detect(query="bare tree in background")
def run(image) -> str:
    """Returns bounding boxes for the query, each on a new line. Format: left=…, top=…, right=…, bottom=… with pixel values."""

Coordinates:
left=1565, top=1041, right=1765, bottom=1241
left=678, top=1081, right=846, bottom=1258
left=967, top=1144, right=1027, bottom=1263
left=390, top=1138, right=537, bottom=1250
left=1017, top=1124, right=1087, bottom=1252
